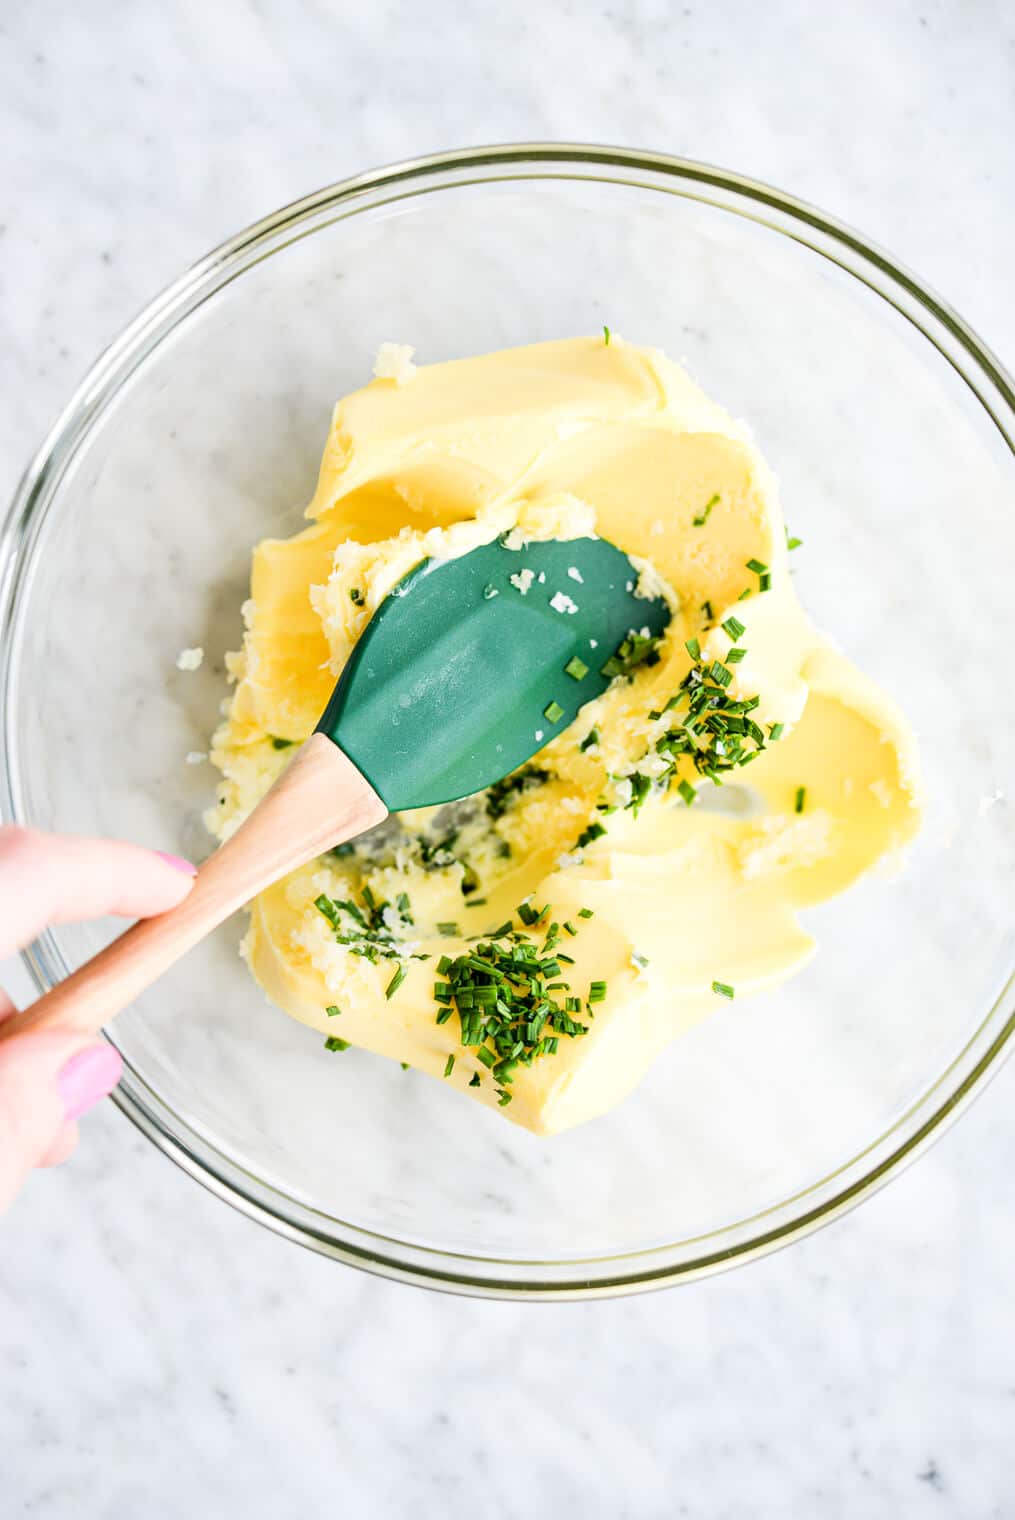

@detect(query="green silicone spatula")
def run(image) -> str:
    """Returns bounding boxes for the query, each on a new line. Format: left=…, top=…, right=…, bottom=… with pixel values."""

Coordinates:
left=4, top=535, right=669, bottom=1042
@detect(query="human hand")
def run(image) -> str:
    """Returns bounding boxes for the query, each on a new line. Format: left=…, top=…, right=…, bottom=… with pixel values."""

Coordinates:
left=0, top=827, right=197, bottom=1214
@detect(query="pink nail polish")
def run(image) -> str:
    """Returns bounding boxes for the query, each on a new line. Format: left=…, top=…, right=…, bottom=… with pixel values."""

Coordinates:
left=58, top=1045, right=123, bottom=1121
left=156, top=850, right=198, bottom=876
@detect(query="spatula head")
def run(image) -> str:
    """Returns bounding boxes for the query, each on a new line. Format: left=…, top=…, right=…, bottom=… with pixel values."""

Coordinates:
left=316, top=536, right=671, bottom=810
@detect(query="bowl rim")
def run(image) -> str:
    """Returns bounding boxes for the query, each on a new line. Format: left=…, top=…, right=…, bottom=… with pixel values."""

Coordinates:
left=3, top=141, right=1014, bottom=1299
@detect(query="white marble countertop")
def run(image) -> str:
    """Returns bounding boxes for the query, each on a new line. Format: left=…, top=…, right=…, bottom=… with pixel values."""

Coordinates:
left=2, top=3, right=1013, bottom=1515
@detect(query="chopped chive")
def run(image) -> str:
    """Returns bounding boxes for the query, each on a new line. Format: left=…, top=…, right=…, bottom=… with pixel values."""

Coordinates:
left=578, top=907, right=594, bottom=918
left=443, top=1054, right=455, bottom=1078
left=685, top=637, right=701, bottom=660
left=580, top=728, right=600, bottom=752
left=738, top=587, right=752, bottom=601
left=786, top=529, right=803, bottom=550
left=544, top=699, right=565, bottom=724
left=693, top=493, right=720, bottom=527
left=701, top=599, right=714, bottom=622
left=497, top=1089, right=513, bottom=1106
left=396, top=891, right=411, bottom=917
left=721, top=615, right=745, bottom=642
left=726, top=647, right=746, bottom=663
left=712, top=981, right=735, bottom=999
left=349, top=588, right=364, bottom=605
left=677, top=778, right=697, bottom=806
left=576, top=821, right=606, bottom=849
left=794, top=786, right=806, bottom=814
left=401, top=1062, right=410, bottom=1071
left=324, top=1035, right=350, bottom=1051
left=469, top=1072, right=481, bottom=1087
left=709, top=660, right=733, bottom=688
left=437, top=922, right=460, bottom=937
left=269, top=735, right=295, bottom=750
left=464, top=898, right=488, bottom=908
left=564, top=655, right=589, bottom=681
left=385, top=963, right=407, bottom=999
left=631, top=951, right=649, bottom=970
left=563, top=920, right=578, bottom=936
left=588, top=980, right=607, bottom=1004
left=603, top=324, right=611, bottom=345
left=325, top=1004, right=342, bottom=1018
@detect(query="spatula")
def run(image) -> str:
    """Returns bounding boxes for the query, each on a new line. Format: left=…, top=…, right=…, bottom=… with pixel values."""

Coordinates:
left=3, top=535, right=669, bottom=1041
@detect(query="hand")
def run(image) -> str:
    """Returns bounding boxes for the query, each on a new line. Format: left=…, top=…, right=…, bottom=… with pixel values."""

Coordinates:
left=0, top=827, right=197, bottom=1214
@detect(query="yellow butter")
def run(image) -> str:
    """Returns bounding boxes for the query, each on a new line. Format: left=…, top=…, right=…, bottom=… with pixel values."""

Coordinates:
left=208, top=337, right=921, bottom=1134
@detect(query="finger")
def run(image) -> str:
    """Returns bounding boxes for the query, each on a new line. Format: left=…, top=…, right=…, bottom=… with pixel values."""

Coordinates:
left=39, top=1120, right=79, bottom=1168
left=0, top=1030, right=121, bottom=1214
left=0, top=827, right=197, bottom=957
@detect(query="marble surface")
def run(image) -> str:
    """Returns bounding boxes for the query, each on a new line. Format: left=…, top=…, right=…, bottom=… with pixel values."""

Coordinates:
left=1, top=2, right=1013, bottom=1515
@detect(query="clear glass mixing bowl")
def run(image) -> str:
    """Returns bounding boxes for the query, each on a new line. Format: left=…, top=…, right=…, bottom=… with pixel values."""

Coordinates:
left=2, top=146, right=1013, bottom=1297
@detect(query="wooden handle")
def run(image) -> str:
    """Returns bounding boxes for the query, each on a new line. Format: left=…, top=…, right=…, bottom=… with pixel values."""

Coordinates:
left=1, top=734, right=387, bottom=1042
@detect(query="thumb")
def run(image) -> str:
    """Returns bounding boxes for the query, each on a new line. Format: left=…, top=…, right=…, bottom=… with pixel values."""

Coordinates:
left=0, top=1029, right=122, bottom=1214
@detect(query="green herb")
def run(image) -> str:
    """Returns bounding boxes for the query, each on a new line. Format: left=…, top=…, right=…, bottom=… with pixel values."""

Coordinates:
left=786, top=529, right=803, bottom=550
left=485, top=764, right=551, bottom=821
left=325, top=1004, right=342, bottom=1018
left=314, top=887, right=413, bottom=964
left=396, top=891, right=412, bottom=919
left=324, top=1035, right=350, bottom=1052
left=701, top=600, right=714, bottom=623
left=677, top=778, right=697, bottom=806
left=576, top=820, right=607, bottom=849
left=401, top=1062, right=410, bottom=1071
left=464, top=898, right=488, bottom=908
left=564, top=655, right=589, bottom=681
left=460, top=862, right=480, bottom=897
left=721, top=616, right=745, bottom=642
left=600, top=631, right=662, bottom=681
left=432, top=915, right=595, bottom=1077
left=769, top=722, right=785, bottom=741
left=588, top=980, right=607, bottom=1004
left=746, top=558, right=772, bottom=592
left=269, top=735, right=295, bottom=750
left=437, top=922, right=460, bottom=937
left=712, top=981, right=735, bottom=999
left=544, top=699, right=565, bottom=724
left=693, top=493, right=720, bottom=527
left=685, top=636, right=701, bottom=661
left=563, top=920, right=578, bottom=936
left=794, top=786, right=806, bottom=814
left=469, top=1072, right=481, bottom=1087
left=603, top=325, right=611, bottom=345
left=349, top=588, right=364, bottom=605
left=443, top=1054, right=456, bottom=1078
left=385, top=963, right=407, bottom=999
left=631, top=951, right=649, bottom=970
left=726, top=647, right=746, bottom=664
left=578, top=907, right=594, bottom=918
left=497, top=1089, right=513, bottom=1106
left=580, top=728, right=600, bottom=752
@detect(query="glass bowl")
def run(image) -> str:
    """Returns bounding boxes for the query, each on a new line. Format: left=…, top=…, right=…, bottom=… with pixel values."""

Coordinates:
left=3, top=145, right=1013, bottom=1298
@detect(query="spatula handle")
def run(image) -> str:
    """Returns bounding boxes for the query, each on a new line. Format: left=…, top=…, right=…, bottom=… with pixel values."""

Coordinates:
left=0, top=735, right=387, bottom=1043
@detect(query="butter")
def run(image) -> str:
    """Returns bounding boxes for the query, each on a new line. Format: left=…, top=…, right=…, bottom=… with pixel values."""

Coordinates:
left=208, top=337, right=921, bottom=1134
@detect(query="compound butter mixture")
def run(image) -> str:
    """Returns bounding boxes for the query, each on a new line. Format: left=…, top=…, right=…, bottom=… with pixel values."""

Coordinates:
left=208, top=336, right=921, bottom=1134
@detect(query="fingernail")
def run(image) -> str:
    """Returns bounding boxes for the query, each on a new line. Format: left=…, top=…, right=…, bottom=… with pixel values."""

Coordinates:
left=58, top=1045, right=123, bottom=1121
left=156, top=850, right=198, bottom=877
